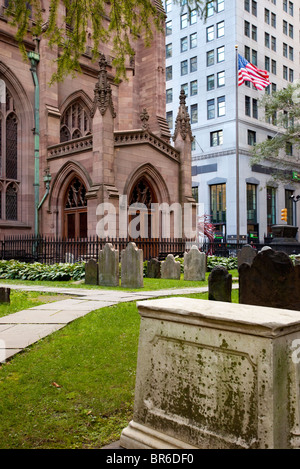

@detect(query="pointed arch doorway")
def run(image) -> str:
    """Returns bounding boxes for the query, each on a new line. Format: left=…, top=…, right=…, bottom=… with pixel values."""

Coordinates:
left=63, top=177, right=87, bottom=238
left=128, top=177, right=158, bottom=258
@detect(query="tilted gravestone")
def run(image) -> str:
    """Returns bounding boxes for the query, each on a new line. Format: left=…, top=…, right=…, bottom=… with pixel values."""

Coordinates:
left=147, top=258, right=161, bottom=279
left=121, top=242, right=144, bottom=288
left=98, top=243, right=119, bottom=287
left=239, top=248, right=300, bottom=311
left=237, top=244, right=257, bottom=268
left=184, top=245, right=206, bottom=281
left=161, top=254, right=181, bottom=280
left=0, top=287, right=10, bottom=304
left=85, top=258, right=98, bottom=285
left=208, top=266, right=232, bottom=302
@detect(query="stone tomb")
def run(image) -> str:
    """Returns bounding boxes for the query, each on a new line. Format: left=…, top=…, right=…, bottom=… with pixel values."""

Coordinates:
left=239, top=248, right=300, bottom=311
left=161, top=254, right=181, bottom=280
left=0, top=287, right=10, bottom=304
left=85, top=258, right=98, bottom=285
left=147, top=258, right=161, bottom=279
left=120, top=297, right=300, bottom=449
left=208, top=266, right=232, bottom=302
left=98, top=243, right=119, bottom=287
left=184, top=245, right=206, bottom=281
left=237, top=244, right=257, bottom=268
left=121, top=242, right=144, bottom=289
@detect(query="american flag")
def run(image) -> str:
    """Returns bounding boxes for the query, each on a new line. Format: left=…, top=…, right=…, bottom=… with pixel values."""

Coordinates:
left=238, top=54, right=270, bottom=90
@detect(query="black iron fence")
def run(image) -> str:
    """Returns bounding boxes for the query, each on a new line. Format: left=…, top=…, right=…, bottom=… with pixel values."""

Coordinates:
left=0, top=236, right=189, bottom=264
left=1, top=236, right=300, bottom=264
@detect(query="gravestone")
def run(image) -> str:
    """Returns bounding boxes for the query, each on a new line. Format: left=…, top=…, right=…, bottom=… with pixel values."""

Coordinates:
left=85, top=258, right=98, bottom=285
left=121, top=242, right=143, bottom=288
left=161, top=254, right=181, bottom=280
left=239, top=248, right=300, bottom=311
left=0, top=287, right=10, bottom=304
left=237, top=244, right=257, bottom=268
left=98, top=243, right=119, bottom=287
left=147, top=258, right=161, bottom=279
left=184, top=245, right=206, bottom=281
left=65, top=252, right=75, bottom=263
left=208, top=266, right=232, bottom=302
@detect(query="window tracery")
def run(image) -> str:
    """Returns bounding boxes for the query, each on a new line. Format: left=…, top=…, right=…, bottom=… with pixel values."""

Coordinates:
left=60, top=101, right=91, bottom=142
left=0, top=85, right=19, bottom=222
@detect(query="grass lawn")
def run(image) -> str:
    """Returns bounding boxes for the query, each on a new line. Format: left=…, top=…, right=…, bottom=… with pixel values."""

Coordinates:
left=0, top=290, right=70, bottom=318
left=0, top=269, right=238, bottom=292
left=0, top=276, right=239, bottom=449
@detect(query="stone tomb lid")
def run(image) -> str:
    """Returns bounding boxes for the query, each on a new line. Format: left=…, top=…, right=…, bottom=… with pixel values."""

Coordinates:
left=137, top=297, right=300, bottom=338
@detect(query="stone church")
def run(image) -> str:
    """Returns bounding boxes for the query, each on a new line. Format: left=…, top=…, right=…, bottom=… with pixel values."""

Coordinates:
left=0, top=0, right=195, bottom=251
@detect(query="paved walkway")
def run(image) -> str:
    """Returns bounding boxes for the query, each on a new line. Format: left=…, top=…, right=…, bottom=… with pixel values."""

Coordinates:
left=0, top=282, right=239, bottom=361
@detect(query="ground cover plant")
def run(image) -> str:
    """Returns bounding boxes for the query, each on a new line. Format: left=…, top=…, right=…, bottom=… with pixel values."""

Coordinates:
left=0, top=257, right=238, bottom=283
left=0, top=284, right=238, bottom=449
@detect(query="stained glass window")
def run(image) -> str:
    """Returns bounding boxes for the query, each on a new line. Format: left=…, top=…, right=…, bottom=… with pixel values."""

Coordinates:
left=60, top=101, right=91, bottom=142
left=0, top=85, right=19, bottom=222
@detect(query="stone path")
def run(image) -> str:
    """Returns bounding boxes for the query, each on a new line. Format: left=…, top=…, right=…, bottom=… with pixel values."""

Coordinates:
left=0, top=282, right=238, bottom=361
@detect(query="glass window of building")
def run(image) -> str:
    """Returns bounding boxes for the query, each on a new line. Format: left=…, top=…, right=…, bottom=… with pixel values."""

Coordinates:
left=190, top=80, right=198, bottom=96
left=285, top=189, right=294, bottom=225
left=217, top=71, right=225, bottom=87
left=207, top=99, right=215, bottom=119
left=248, top=130, right=256, bottom=145
left=166, top=88, right=173, bottom=104
left=166, top=20, right=172, bottom=36
left=190, top=104, right=198, bottom=124
left=217, top=46, right=225, bottom=63
left=210, top=130, right=223, bottom=147
left=180, top=37, right=188, bottom=52
left=206, top=25, right=214, bottom=42
left=190, top=32, right=197, bottom=49
left=166, top=66, right=172, bottom=81
left=166, top=111, right=173, bottom=129
left=166, top=43, right=172, bottom=58
left=217, top=21, right=225, bottom=38
left=217, top=0, right=225, bottom=12
left=190, top=56, right=197, bottom=72
left=247, top=184, right=257, bottom=224
left=207, top=74, right=215, bottom=91
left=207, top=50, right=214, bottom=66
left=181, top=60, right=188, bottom=75
left=181, top=13, right=188, bottom=29
left=267, top=187, right=276, bottom=233
left=210, top=184, right=226, bottom=224
left=217, top=96, right=226, bottom=117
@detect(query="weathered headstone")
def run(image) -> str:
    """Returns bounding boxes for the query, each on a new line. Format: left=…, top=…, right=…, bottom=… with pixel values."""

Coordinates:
left=85, top=258, right=98, bottom=285
left=184, top=245, right=206, bottom=281
left=98, top=243, right=119, bottom=287
left=237, top=244, right=257, bottom=268
left=208, top=266, right=232, bottom=302
left=147, top=258, right=161, bottom=279
left=239, top=248, right=300, bottom=311
left=161, top=254, right=181, bottom=280
left=121, top=242, right=144, bottom=288
left=0, top=287, right=10, bottom=304
left=65, top=252, right=75, bottom=263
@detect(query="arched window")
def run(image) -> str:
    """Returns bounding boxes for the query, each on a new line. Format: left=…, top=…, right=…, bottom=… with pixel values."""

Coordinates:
left=60, top=100, right=91, bottom=142
left=64, top=177, right=87, bottom=238
left=6, top=183, right=18, bottom=220
left=129, top=178, right=157, bottom=240
left=0, top=85, right=19, bottom=221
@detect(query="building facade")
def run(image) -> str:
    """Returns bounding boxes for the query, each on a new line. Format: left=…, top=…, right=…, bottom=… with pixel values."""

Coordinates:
left=165, top=0, right=300, bottom=244
left=0, top=0, right=196, bottom=247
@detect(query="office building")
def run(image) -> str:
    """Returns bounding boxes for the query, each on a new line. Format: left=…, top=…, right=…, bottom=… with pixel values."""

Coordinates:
left=165, top=0, right=300, bottom=243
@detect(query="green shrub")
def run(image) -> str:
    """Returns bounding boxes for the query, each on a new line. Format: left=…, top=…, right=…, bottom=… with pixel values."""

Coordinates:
left=0, top=260, right=85, bottom=281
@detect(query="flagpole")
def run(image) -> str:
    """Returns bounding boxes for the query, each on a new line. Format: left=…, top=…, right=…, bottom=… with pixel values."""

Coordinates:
left=235, top=45, right=240, bottom=245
